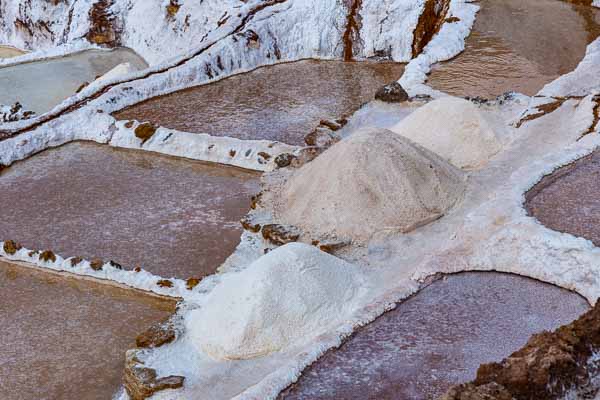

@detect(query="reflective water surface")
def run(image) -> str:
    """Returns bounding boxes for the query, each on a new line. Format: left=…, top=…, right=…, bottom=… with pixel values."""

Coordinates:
left=114, top=60, right=405, bottom=146
left=428, top=0, right=600, bottom=98
left=280, top=272, right=588, bottom=400
left=0, top=142, right=260, bottom=279
left=526, top=149, right=600, bottom=246
left=0, top=48, right=147, bottom=114
left=0, top=261, right=175, bottom=400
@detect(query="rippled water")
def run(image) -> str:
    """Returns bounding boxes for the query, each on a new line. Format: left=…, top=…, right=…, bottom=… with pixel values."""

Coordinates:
left=0, top=143, right=260, bottom=279
left=0, top=260, right=175, bottom=400
left=526, top=150, right=600, bottom=246
left=280, top=272, right=588, bottom=400
left=428, top=0, right=600, bottom=98
left=0, top=48, right=147, bottom=114
left=114, top=60, right=405, bottom=146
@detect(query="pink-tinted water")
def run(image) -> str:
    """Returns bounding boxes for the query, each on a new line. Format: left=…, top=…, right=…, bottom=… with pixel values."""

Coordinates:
left=526, top=149, right=600, bottom=246
left=0, top=142, right=260, bottom=279
left=280, top=272, right=588, bottom=400
left=0, top=260, right=175, bottom=400
left=428, top=0, right=600, bottom=98
left=114, top=60, right=405, bottom=146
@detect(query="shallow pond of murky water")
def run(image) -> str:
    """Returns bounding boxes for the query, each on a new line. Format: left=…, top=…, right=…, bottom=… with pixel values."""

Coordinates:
left=428, top=0, right=600, bottom=98
left=0, top=48, right=147, bottom=114
left=0, top=142, right=260, bottom=279
left=280, top=272, right=588, bottom=400
left=0, top=260, right=175, bottom=400
left=114, top=60, right=405, bottom=146
left=526, top=149, right=600, bottom=246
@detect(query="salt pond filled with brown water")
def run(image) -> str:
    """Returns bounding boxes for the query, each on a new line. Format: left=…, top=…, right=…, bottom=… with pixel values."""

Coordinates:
left=428, top=0, right=600, bottom=98
left=526, top=149, right=600, bottom=246
left=280, top=272, right=588, bottom=400
left=0, top=48, right=147, bottom=114
left=114, top=60, right=405, bottom=146
left=0, top=260, right=175, bottom=400
left=0, top=142, right=260, bottom=279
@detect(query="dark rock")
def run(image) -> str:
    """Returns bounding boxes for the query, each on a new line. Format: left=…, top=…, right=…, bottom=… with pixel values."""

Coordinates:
left=186, top=277, right=201, bottom=290
left=440, top=383, right=513, bottom=400
left=3, top=240, right=21, bottom=255
left=375, top=82, right=409, bottom=103
left=166, top=0, right=180, bottom=17
left=124, top=121, right=135, bottom=129
left=157, top=279, right=174, bottom=288
left=70, top=257, right=83, bottom=267
left=229, top=149, right=237, bottom=157
left=274, top=153, right=297, bottom=169
left=90, top=258, right=105, bottom=271
left=291, top=146, right=326, bottom=168
left=39, top=250, right=57, bottom=263
left=124, top=352, right=185, bottom=400
left=311, top=239, right=350, bottom=254
left=108, top=260, right=123, bottom=270
left=250, top=192, right=263, bottom=210
left=262, top=224, right=301, bottom=246
left=241, top=216, right=261, bottom=233
left=445, top=16, right=461, bottom=23
left=136, top=324, right=176, bottom=348
left=304, top=127, right=341, bottom=148
left=134, top=123, right=158, bottom=144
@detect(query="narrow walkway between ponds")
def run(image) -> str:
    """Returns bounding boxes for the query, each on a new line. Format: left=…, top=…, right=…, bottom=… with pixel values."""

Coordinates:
left=526, top=149, right=600, bottom=246
left=114, top=60, right=405, bottom=146
left=279, top=272, right=588, bottom=400
left=0, top=48, right=147, bottom=114
left=0, top=260, right=176, bottom=400
left=0, top=142, right=260, bottom=279
left=428, top=0, right=600, bottom=98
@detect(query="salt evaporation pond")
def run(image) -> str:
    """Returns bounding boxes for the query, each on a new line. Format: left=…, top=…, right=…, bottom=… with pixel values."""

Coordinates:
left=0, top=260, right=175, bottom=400
left=428, top=0, right=600, bottom=98
left=526, top=149, right=600, bottom=246
left=0, top=142, right=260, bottom=279
left=114, top=60, right=405, bottom=146
left=0, top=48, right=147, bottom=114
left=0, top=45, right=24, bottom=58
left=280, top=272, right=588, bottom=400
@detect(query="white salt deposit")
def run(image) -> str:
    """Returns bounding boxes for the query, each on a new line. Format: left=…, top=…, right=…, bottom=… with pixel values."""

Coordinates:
left=391, top=97, right=502, bottom=169
left=275, top=127, right=465, bottom=242
left=185, top=243, right=368, bottom=361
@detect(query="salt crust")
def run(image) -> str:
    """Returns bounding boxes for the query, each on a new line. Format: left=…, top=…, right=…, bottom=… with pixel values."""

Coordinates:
left=391, top=97, right=502, bottom=169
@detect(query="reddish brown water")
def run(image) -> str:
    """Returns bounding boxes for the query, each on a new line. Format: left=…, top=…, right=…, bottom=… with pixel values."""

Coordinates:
left=0, top=260, right=176, bottom=400
left=280, top=272, right=588, bottom=400
left=428, top=0, right=600, bottom=98
left=114, top=60, right=405, bottom=146
left=0, top=142, right=260, bottom=279
left=526, top=150, right=600, bottom=245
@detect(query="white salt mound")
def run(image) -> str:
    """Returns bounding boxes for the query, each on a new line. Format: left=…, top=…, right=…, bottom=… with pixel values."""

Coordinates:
left=186, top=243, right=367, bottom=361
left=92, top=62, right=137, bottom=86
left=391, top=97, right=502, bottom=169
left=277, top=127, right=465, bottom=242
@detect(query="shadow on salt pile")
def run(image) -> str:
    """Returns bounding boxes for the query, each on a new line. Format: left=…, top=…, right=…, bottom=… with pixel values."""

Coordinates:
left=0, top=47, right=147, bottom=115
left=526, top=149, right=600, bottom=246
left=427, top=0, right=600, bottom=98
left=114, top=60, right=406, bottom=146
left=279, top=272, right=588, bottom=400
left=0, top=260, right=175, bottom=400
left=0, top=142, right=260, bottom=279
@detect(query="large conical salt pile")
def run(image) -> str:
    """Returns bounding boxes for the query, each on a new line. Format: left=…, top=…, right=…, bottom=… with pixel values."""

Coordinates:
left=391, top=97, right=502, bottom=169
left=186, top=243, right=367, bottom=361
left=275, top=127, right=465, bottom=242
